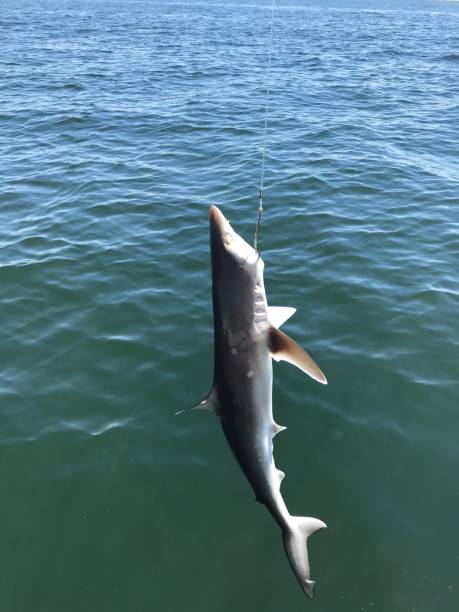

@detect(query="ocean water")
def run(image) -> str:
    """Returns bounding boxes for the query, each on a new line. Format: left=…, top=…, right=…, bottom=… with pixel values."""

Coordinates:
left=1, top=0, right=458, bottom=610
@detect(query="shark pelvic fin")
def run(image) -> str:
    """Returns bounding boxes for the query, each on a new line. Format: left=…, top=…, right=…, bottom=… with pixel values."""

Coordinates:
left=269, top=327, right=327, bottom=385
left=272, top=422, right=287, bottom=437
left=175, top=387, right=218, bottom=415
left=268, top=306, right=296, bottom=329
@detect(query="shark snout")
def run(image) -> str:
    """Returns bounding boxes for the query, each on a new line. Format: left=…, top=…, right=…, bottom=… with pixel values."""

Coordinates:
left=209, top=205, right=227, bottom=231
left=209, top=205, right=232, bottom=251
left=209, top=204, right=259, bottom=266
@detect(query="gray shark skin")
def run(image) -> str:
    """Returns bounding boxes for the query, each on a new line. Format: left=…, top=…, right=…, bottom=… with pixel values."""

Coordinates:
left=182, top=205, right=327, bottom=598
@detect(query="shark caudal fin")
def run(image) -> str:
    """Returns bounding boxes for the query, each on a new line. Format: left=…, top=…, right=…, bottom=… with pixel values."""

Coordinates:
left=282, top=516, right=326, bottom=598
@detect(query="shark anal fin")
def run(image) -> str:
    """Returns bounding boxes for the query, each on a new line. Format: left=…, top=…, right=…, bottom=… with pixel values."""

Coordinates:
left=268, top=306, right=296, bottom=329
left=269, top=327, right=327, bottom=385
left=175, top=387, right=218, bottom=415
left=277, top=469, right=285, bottom=484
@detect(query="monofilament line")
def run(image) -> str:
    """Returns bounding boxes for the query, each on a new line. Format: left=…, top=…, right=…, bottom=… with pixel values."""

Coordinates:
left=254, top=0, right=276, bottom=252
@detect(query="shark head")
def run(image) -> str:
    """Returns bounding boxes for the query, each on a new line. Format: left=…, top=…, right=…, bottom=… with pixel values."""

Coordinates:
left=209, top=205, right=261, bottom=274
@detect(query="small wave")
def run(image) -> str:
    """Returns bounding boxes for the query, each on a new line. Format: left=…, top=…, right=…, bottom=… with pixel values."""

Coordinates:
left=440, top=52, right=459, bottom=61
left=51, top=114, right=90, bottom=127
left=59, top=82, right=85, bottom=91
left=67, top=416, right=137, bottom=438
left=0, top=417, right=138, bottom=447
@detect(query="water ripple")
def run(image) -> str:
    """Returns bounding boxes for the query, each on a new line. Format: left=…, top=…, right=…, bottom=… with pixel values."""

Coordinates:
left=1, top=1, right=459, bottom=610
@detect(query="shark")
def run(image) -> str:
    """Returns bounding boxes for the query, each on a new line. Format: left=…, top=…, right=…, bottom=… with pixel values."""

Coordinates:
left=180, top=205, right=327, bottom=597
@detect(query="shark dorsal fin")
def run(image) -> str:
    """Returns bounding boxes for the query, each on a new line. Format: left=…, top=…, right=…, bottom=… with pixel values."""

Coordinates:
left=175, top=387, right=218, bottom=415
left=268, top=306, right=296, bottom=328
left=268, top=327, right=327, bottom=385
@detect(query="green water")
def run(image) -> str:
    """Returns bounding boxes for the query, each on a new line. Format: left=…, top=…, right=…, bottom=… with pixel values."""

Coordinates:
left=1, top=0, right=458, bottom=610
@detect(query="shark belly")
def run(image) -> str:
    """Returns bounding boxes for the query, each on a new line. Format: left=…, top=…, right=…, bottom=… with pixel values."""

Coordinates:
left=215, top=333, right=286, bottom=518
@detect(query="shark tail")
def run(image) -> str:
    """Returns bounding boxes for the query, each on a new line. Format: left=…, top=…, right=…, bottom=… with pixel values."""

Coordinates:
left=282, top=515, right=326, bottom=598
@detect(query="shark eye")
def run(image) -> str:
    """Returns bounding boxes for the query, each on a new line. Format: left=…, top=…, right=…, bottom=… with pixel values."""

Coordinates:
left=224, top=232, right=233, bottom=247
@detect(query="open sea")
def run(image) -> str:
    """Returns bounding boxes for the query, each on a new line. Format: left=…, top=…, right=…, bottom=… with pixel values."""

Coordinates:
left=1, top=0, right=458, bottom=610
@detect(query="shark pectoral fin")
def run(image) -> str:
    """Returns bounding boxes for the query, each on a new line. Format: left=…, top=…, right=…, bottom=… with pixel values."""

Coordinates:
left=175, top=387, right=218, bottom=415
left=268, top=306, right=296, bottom=328
left=268, top=327, right=327, bottom=385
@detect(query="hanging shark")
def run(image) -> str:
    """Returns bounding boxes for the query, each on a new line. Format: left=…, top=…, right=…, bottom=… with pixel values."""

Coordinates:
left=179, top=205, right=327, bottom=597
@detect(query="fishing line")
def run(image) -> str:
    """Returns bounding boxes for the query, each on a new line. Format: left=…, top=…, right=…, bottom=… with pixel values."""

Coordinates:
left=254, top=0, right=276, bottom=252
